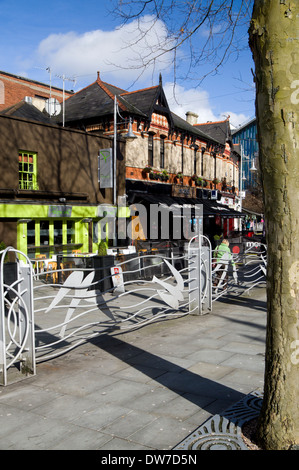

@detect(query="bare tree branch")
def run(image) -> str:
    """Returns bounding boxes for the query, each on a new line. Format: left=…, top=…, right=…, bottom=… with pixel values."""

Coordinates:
left=110, top=0, right=253, bottom=86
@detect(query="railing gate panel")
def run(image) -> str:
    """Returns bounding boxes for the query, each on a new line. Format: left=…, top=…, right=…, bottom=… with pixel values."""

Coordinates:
left=188, top=236, right=212, bottom=315
left=0, top=249, right=35, bottom=386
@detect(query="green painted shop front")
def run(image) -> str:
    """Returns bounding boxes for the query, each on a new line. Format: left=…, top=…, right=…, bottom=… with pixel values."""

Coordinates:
left=3, top=203, right=100, bottom=258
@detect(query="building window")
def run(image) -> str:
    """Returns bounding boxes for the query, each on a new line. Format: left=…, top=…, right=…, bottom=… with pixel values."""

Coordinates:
left=40, top=220, right=49, bottom=246
left=26, top=219, right=76, bottom=258
left=54, top=220, right=63, bottom=245
left=19, top=151, right=38, bottom=190
left=27, top=220, right=36, bottom=246
left=193, top=148, right=197, bottom=175
left=67, top=220, right=75, bottom=244
left=148, top=134, right=154, bottom=166
left=160, top=137, right=165, bottom=168
left=201, top=148, right=205, bottom=176
left=213, top=152, right=217, bottom=180
left=181, top=136, right=184, bottom=173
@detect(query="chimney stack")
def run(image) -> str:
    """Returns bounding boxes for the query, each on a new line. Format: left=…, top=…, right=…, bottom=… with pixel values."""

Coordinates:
left=186, top=111, right=198, bottom=125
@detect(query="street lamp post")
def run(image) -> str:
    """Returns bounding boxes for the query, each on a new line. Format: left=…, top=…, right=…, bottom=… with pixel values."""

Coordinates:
left=113, top=95, right=137, bottom=245
left=114, top=96, right=117, bottom=207
left=239, top=144, right=244, bottom=230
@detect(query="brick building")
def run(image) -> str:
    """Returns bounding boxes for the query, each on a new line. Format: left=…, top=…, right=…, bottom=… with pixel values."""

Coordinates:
left=61, top=73, right=242, bottom=242
left=0, top=70, right=73, bottom=113
left=62, top=73, right=240, bottom=189
left=0, top=102, right=125, bottom=258
left=0, top=70, right=242, bottom=253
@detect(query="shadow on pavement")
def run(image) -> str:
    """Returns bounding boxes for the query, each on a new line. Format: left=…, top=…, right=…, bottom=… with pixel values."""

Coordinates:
left=91, top=333, right=245, bottom=416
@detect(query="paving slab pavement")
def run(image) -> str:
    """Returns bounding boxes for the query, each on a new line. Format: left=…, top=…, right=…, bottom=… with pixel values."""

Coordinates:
left=0, top=287, right=266, bottom=450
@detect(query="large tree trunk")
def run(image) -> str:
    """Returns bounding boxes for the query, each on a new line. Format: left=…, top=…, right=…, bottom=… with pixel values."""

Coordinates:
left=249, top=0, right=299, bottom=450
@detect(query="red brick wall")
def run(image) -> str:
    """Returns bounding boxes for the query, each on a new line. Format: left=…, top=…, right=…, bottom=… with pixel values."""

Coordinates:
left=0, top=72, right=72, bottom=111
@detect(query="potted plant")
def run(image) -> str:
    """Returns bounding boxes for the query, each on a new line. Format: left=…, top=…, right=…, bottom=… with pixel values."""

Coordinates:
left=142, top=165, right=152, bottom=178
left=175, top=172, right=183, bottom=183
left=213, top=178, right=220, bottom=185
left=142, top=165, right=152, bottom=173
left=190, top=174, right=197, bottom=185
left=98, top=240, right=108, bottom=256
left=196, top=177, right=203, bottom=186
left=221, top=177, right=227, bottom=191
left=160, top=169, right=169, bottom=181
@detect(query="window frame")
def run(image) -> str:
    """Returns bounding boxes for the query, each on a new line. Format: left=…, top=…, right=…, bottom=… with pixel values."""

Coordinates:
left=18, top=150, right=38, bottom=190
left=160, top=136, right=165, bottom=168
left=26, top=219, right=77, bottom=258
left=148, top=133, right=154, bottom=167
left=181, top=136, right=184, bottom=174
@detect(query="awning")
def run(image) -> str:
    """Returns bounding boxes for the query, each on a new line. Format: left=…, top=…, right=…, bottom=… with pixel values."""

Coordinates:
left=127, top=192, right=243, bottom=218
left=242, top=207, right=264, bottom=217
left=132, top=193, right=196, bottom=211
left=202, top=199, right=243, bottom=218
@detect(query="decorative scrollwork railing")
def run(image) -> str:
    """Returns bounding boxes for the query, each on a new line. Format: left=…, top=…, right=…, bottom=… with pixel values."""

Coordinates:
left=0, top=240, right=266, bottom=385
left=211, top=243, right=267, bottom=301
left=33, top=243, right=211, bottom=363
left=0, top=248, right=35, bottom=386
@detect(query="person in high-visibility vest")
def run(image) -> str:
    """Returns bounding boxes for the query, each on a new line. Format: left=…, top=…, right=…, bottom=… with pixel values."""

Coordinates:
left=213, top=239, right=238, bottom=290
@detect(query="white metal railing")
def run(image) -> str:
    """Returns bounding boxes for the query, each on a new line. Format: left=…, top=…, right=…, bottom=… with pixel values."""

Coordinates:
left=0, top=248, right=35, bottom=386
left=211, top=242, right=267, bottom=300
left=33, top=243, right=211, bottom=363
left=0, top=242, right=211, bottom=383
left=0, top=240, right=266, bottom=385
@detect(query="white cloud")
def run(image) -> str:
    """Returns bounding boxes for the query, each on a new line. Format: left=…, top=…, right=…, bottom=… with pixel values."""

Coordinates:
left=36, top=16, right=173, bottom=87
left=164, top=82, right=217, bottom=123
left=164, top=82, right=249, bottom=128
left=222, top=111, right=250, bottom=129
left=35, top=17, right=251, bottom=127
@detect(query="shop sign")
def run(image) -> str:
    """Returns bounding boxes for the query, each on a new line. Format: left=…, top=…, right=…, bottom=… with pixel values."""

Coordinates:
left=172, top=185, right=196, bottom=198
left=98, top=148, right=113, bottom=188
left=48, top=205, right=72, bottom=217
left=111, top=266, right=125, bottom=293
left=97, top=204, right=117, bottom=217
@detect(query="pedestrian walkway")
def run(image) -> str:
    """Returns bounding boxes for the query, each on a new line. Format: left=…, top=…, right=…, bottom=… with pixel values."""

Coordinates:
left=0, top=287, right=266, bottom=450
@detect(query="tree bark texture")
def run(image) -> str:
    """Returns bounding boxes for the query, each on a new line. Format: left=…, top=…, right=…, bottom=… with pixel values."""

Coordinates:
left=249, top=0, right=299, bottom=450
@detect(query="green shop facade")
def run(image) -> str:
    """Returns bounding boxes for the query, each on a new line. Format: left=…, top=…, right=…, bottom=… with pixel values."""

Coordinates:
left=0, top=113, right=126, bottom=258
left=14, top=203, right=100, bottom=258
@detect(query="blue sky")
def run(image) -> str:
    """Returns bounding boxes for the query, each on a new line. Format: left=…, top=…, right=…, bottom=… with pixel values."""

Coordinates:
left=0, top=0, right=255, bottom=127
